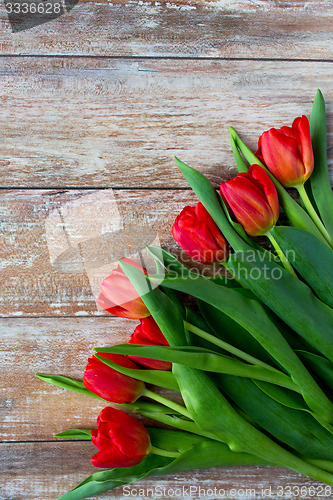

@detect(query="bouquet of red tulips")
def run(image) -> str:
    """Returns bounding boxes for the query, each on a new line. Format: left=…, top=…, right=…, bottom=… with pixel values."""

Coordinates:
left=38, top=90, right=333, bottom=500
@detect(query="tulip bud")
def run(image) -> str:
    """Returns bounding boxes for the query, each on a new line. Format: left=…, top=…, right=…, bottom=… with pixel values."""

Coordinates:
left=91, top=406, right=151, bottom=468
left=256, top=115, right=314, bottom=188
left=220, top=164, right=279, bottom=237
left=96, top=257, right=150, bottom=319
left=83, top=352, right=144, bottom=404
left=127, top=317, right=172, bottom=371
left=172, top=202, right=229, bottom=264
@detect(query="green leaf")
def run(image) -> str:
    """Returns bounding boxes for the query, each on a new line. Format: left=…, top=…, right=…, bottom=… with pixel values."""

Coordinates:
left=57, top=455, right=172, bottom=500
left=95, top=346, right=297, bottom=392
left=185, top=307, right=222, bottom=352
left=297, top=350, right=333, bottom=391
left=57, top=431, right=268, bottom=500
left=159, top=273, right=333, bottom=423
left=119, top=260, right=187, bottom=348
left=250, top=380, right=333, bottom=435
left=229, top=128, right=248, bottom=173
left=36, top=373, right=177, bottom=415
left=119, top=260, right=333, bottom=485
left=198, top=300, right=275, bottom=366
left=271, top=225, right=333, bottom=308
left=309, top=89, right=333, bottom=238
left=218, top=375, right=333, bottom=461
left=54, top=429, right=92, bottom=440
left=35, top=374, right=103, bottom=400
left=230, top=127, right=330, bottom=247
left=174, top=157, right=248, bottom=252
left=90, top=354, right=180, bottom=392
left=252, top=381, right=309, bottom=412
left=228, top=250, right=333, bottom=364
left=117, top=400, right=180, bottom=415
left=146, top=246, right=192, bottom=276
left=147, top=246, right=242, bottom=289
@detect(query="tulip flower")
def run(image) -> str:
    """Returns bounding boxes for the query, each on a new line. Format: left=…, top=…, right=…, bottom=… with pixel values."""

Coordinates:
left=83, top=352, right=144, bottom=404
left=91, top=406, right=151, bottom=468
left=220, top=164, right=279, bottom=237
left=256, top=115, right=314, bottom=188
left=172, top=202, right=229, bottom=264
left=97, top=258, right=150, bottom=319
left=128, top=317, right=172, bottom=371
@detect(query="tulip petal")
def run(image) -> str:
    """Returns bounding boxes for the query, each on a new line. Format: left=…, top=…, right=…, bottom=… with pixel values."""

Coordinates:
left=128, top=317, right=172, bottom=370
left=221, top=177, right=275, bottom=236
left=260, top=129, right=306, bottom=187
left=90, top=407, right=151, bottom=469
left=248, top=165, right=279, bottom=225
left=96, top=258, right=150, bottom=318
left=83, top=353, right=144, bottom=404
left=91, top=446, right=143, bottom=469
left=172, top=205, right=228, bottom=263
left=294, top=115, right=314, bottom=180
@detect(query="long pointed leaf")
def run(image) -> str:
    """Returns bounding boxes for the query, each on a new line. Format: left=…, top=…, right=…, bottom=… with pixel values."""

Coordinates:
left=89, top=355, right=180, bottom=392
left=95, top=346, right=297, bottom=392
left=36, top=373, right=175, bottom=414
left=57, top=432, right=268, bottom=500
left=218, top=375, right=333, bottom=461
left=174, top=157, right=248, bottom=251
left=228, top=250, right=333, bottom=363
left=36, top=374, right=102, bottom=400
left=198, top=300, right=275, bottom=366
left=310, top=89, right=333, bottom=237
left=271, top=225, right=333, bottom=308
left=55, top=429, right=92, bottom=440
left=159, top=273, right=333, bottom=422
left=119, top=260, right=333, bottom=485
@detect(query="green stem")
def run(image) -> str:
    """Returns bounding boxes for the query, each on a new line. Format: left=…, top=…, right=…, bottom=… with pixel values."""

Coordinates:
left=138, top=410, right=220, bottom=442
left=221, top=262, right=247, bottom=287
left=305, top=458, right=333, bottom=474
left=143, top=388, right=191, bottom=419
left=298, top=184, right=333, bottom=247
left=150, top=446, right=180, bottom=458
left=267, top=232, right=298, bottom=278
left=184, top=321, right=278, bottom=372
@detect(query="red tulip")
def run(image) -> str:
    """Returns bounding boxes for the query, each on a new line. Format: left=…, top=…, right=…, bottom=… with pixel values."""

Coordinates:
left=96, top=258, right=150, bottom=319
left=220, top=164, right=279, bottom=236
left=91, top=406, right=151, bottom=468
left=256, top=115, right=314, bottom=187
left=172, top=202, right=229, bottom=264
left=128, top=317, right=172, bottom=371
left=83, top=352, right=144, bottom=404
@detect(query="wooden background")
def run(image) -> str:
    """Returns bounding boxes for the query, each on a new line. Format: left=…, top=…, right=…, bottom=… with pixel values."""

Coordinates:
left=1, top=0, right=333, bottom=498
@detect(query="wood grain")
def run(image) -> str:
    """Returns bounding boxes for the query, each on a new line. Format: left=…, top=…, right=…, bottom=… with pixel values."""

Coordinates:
left=0, top=0, right=332, bottom=58
left=2, top=0, right=333, bottom=496
left=0, top=189, right=204, bottom=316
left=0, top=316, right=172, bottom=440
left=2, top=441, right=324, bottom=500
left=0, top=58, right=332, bottom=188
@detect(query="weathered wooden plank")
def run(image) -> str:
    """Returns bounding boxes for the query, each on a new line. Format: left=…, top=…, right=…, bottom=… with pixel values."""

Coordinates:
left=0, top=316, right=168, bottom=440
left=0, top=58, right=332, bottom=187
left=0, top=189, right=205, bottom=316
left=1, top=441, right=326, bottom=500
left=1, top=317, right=329, bottom=496
left=0, top=0, right=332, bottom=58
